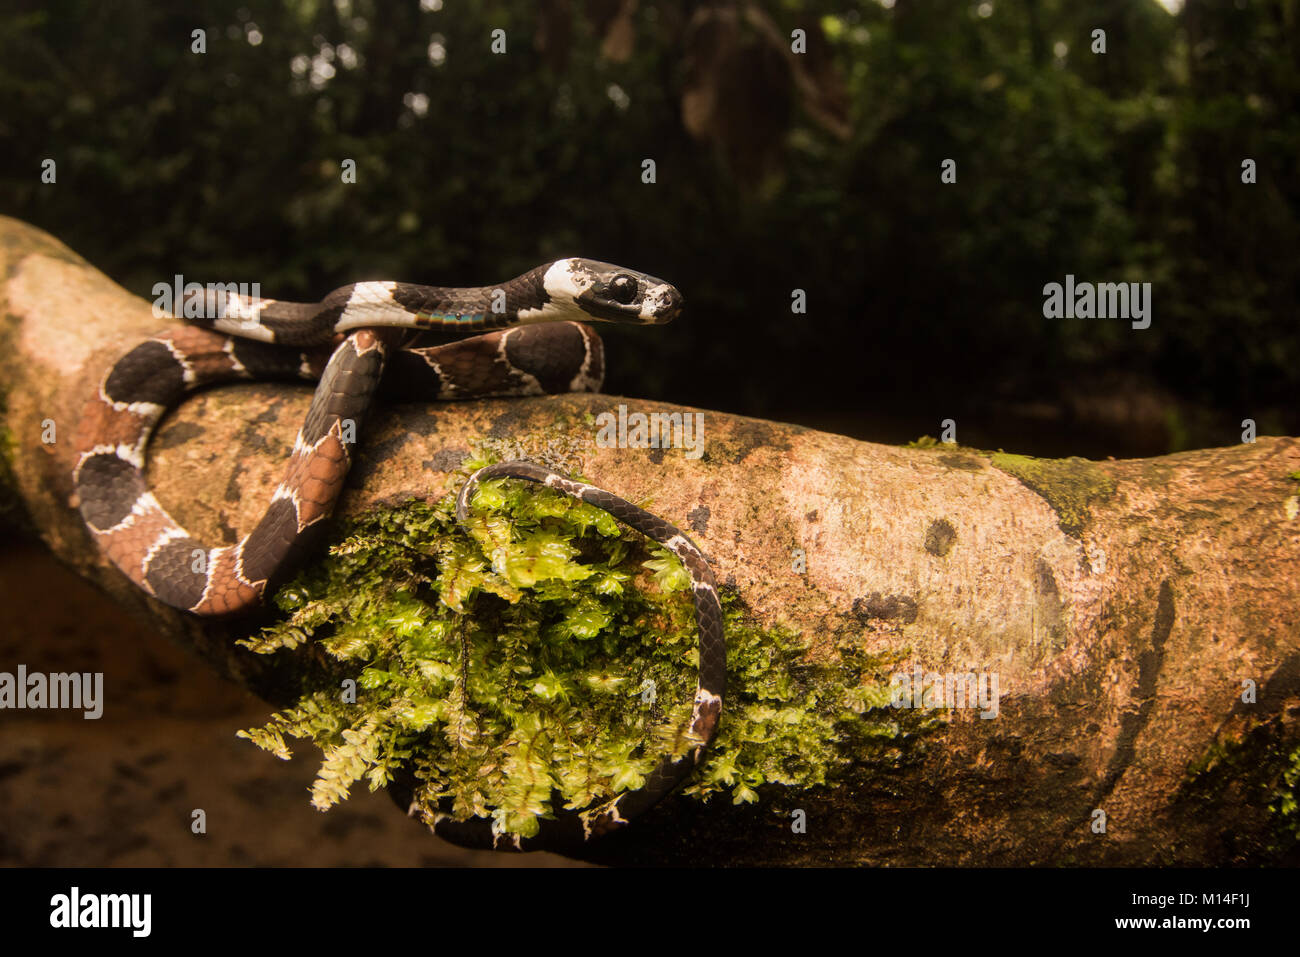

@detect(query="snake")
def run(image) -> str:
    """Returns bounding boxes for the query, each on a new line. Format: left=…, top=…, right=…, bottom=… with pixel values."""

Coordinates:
left=72, top=258, right=725, bottom=850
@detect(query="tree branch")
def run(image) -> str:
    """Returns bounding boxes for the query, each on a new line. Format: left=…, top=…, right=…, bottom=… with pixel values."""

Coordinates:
left=2, top=214, right=1298, bottom=865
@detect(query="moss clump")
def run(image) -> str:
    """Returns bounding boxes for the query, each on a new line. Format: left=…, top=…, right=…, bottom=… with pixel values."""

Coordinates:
left=902, top=437, right=986, bottom=472
left=238, top=454, right=902, bottom=841
left=1270, top=746, right=1300, bottom=845
left=1180, top=723, right=1300, bottom=861
left=989, top=452, right=1117, bottom=537
left=904, top=435, right=945, bottom=449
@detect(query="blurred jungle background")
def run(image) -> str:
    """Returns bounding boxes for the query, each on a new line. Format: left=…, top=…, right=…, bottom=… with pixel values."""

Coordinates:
left=0, top=0, right=1298, bottom=867
left=3, top=0, right=1298, bottom=457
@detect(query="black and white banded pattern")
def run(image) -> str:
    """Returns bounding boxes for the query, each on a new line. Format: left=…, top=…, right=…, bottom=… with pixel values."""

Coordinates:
left=72, top=258, right=723, bottom=849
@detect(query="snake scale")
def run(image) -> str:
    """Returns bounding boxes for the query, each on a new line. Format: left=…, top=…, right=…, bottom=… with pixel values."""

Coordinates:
left=72, top=258, right=725, bottom=850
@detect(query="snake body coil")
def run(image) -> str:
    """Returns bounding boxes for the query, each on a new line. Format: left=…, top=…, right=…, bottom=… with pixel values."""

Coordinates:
left=72, top=258, right=724, bottom=849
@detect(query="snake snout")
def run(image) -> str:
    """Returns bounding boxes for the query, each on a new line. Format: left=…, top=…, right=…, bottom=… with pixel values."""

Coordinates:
left=642, top=282, right=683, bottom=324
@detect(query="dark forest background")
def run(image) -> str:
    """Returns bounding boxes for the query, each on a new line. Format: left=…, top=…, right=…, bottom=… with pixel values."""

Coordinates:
left=1, top=0, right=1297, bottom=458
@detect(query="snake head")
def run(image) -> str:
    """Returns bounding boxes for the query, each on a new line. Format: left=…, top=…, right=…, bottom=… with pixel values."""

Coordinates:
left=543, top=258, right=683, bottom=324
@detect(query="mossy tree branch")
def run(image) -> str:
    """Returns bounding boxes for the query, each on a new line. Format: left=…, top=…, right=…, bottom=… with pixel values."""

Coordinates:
left=2, top=215, right=1298, bottom=865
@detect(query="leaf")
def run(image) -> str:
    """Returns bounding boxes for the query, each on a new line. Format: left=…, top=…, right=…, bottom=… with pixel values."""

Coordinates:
left=236, top=725, right=293, bottom=761
left=491, top=531, right=594, bottom=588
left=732, top=785, right=759, bottom=805
left=531, top=672, right=569, bottom=702
left=643, top=550, right=690, bottom=592
left=552, top=599, right=612, bottom=640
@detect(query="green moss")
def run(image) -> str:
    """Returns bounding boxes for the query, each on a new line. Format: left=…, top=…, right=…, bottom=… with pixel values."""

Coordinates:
left=238, top=452, right=908, bottom=840
left=902, top=437, right=986, bottom=472
left=989, top=452, right=1117, bottom=537
left=1274, top=747, right=1300, bottom=844
left=904, top=435, right=944, bottom=449
left=1181, top=725, right=1300, bottom=859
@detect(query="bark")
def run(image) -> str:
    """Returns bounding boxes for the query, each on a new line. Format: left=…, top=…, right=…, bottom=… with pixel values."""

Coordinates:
left=2, top=214, right=1298, bottom=866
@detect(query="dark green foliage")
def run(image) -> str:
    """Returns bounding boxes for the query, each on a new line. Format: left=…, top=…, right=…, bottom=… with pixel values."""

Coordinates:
left=0, top=1, right=1295, bottom=454
left=1182, top=728, right=1300, bottom=861
left=1273, top=747, right=1300, bottom=846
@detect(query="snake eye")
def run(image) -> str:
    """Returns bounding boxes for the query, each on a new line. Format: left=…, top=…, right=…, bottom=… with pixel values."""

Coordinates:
left=609, top=274, right=639, bottom=305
